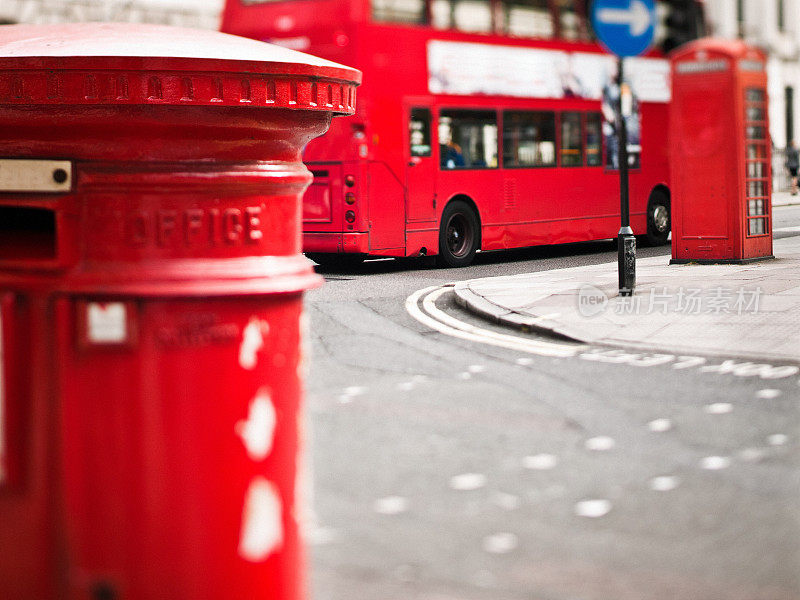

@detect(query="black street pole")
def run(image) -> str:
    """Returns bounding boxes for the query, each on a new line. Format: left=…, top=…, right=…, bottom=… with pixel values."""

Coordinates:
left=617, top=56, right=636, bottom=296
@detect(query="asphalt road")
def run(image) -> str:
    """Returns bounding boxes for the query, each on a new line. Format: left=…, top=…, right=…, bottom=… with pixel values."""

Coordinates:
left=303, top=205, right=800, bottom=600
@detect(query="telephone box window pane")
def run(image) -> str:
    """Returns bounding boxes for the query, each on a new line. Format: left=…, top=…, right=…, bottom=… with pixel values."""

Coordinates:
left=503, top=110, right=556, bottom=167
left=372, top=0, right=427, bottom=23
left=747, top=181, right=766, bottom=197
left=747, top=144, right=766, bottom=159
left=745, top=88, right=766, bottom=102
left=746, top=106, right=765, bottom=121
left=747, top=161, right=765, bottom=178
left=440, top=110, right=498, bottom=169
left=410, top=108, right=432, bottom=156
left=503, top=0, right=554, bottom=38
left=560, top=112, right=583, bottom=166
left=748, top=199, right=766, bottom=216
left=748, top=218, right=766, bottom=235
left=746, top=125, right=766, bottom=140
left=586, top=113, right=602, bottom=166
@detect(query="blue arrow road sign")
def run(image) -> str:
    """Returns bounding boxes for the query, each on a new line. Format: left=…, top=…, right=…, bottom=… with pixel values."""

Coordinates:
left=591, top=0, right=656, bottom=57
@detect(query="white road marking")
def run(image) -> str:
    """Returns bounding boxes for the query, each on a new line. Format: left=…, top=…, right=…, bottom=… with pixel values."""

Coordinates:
left=649, top=475, right=680, bottom=492
left=704, top=402, right=733, bottom=415
left=483, top=532, right=519, bottom=554
left=449, top=473, right=487, bottom=491
left=574, top=499, right=612, bottom=518
left=374, top=496, right=410, bottom=515
left=406, top=286, right=580, bottom=358
left=468, top=364, right=486, bottom=373
left=647, top=418, right=673, bottom=433
left=756, top=389, right=782, bottom=399
left=767, top=434, right=789, bottom=446
left=523, top=453, right=559, bottom=470
left=407, top=286, right=800, bottom=384
left=700, top=456, right=731, bottom=470
left=584, top=436, right=616, bottom=451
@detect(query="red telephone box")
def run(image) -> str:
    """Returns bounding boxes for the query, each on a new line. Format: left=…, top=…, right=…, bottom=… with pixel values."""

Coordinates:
left=670, top=39, right=774, bottom=264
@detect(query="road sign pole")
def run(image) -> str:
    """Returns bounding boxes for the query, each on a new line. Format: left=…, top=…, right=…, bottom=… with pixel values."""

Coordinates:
left=617, top=56, right=636, bottom=296
left=591, top=0, right=655, bottom=297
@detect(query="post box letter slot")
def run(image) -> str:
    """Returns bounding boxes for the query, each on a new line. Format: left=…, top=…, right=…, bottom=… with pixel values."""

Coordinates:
left=0, top=206, right=56, bottom=261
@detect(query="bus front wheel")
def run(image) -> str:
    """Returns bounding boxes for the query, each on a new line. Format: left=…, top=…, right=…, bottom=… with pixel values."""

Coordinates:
left=437, top=200, right=480, bottom=267
left=645, top=192, right=671, bottom=246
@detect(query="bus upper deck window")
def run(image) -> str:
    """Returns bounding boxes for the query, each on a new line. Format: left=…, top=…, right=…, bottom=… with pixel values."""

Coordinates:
left=503, top=0, right=554, bottom=38
left=555, top=0, right=587, bottom=41
left=440, top=110, right=498, bottom=169
left=431, top=0, right=492, bottom=32
left=410, top=108, right=432, bottom=157
left=372, top=0, right=427, bottom=24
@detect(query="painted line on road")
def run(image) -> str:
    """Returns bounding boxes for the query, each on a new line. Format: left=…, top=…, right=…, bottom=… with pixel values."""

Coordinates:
left=405, top=286, right=581, bottom=358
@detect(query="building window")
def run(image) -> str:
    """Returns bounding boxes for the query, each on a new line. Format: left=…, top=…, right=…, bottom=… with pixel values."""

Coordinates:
left=778, top=0, right=786, bottom=32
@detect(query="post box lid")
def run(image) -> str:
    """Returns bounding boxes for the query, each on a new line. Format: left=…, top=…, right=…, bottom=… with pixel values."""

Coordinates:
left=0, top=23, right=361, bottom=113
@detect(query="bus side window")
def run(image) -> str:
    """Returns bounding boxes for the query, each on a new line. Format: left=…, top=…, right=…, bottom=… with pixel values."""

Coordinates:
left=410, top=108, right=432, bottom=157
left=585, top=112, right=602, bottom=166
left=372, top=0, right=427, bottom=24
left=501, top=0, right=554, bottom=38
left=439, top=110, right=498, bottom=169
left=560, top=111, right=582, bottom=167
left=432, top=0, right=493, bottom=33
left=502, top=110, right=556, bottom=167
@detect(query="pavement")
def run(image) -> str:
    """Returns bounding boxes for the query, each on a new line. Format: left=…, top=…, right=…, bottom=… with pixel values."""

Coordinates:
left=454, top=202, right=800, bottom=364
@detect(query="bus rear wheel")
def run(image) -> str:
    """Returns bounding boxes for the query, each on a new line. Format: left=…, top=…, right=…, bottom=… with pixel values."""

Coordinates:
left=437, top=200, right=479, bottom=267
left=645, top=192, right=671, bottom=246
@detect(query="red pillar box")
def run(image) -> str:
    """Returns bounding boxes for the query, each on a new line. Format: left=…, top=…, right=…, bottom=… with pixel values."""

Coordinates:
left=0, top=23, right=359, bottom=600
left=670, top=39, right=774, bottom=264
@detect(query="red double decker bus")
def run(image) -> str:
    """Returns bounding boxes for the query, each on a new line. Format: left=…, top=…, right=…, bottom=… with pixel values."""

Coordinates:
left=221, top=0, right=704, bottom=267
